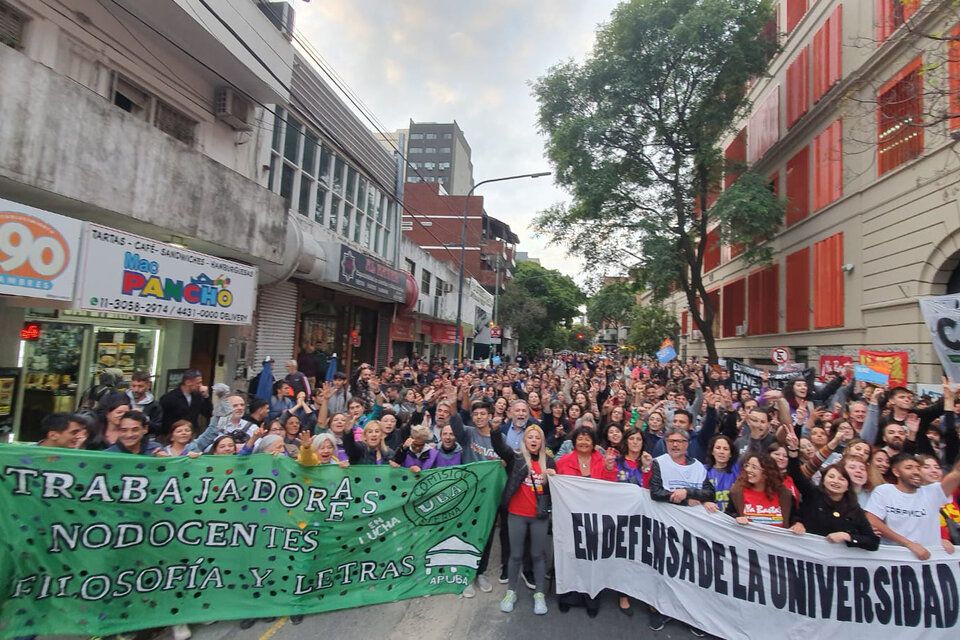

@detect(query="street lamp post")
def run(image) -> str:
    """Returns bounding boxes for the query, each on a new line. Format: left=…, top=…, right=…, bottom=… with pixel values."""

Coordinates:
left=455, top=171, right=550, bottom=362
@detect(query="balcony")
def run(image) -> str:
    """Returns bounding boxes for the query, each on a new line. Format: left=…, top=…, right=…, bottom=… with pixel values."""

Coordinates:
left=0, top=46, right=286, bottom=265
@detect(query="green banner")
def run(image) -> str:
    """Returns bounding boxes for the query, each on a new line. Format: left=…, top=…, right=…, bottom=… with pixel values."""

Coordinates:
left=0, top=446, right=505, bottom=638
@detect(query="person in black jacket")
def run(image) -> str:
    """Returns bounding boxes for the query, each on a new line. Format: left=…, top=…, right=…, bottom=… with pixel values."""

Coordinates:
left=542, top=400, right=571, bottom=454
left=159, top=369, right=212, bottom=437
left=785, top=431, right=880, bottom=550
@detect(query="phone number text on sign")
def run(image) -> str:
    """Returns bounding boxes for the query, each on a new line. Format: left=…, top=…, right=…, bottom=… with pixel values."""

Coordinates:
left=79, top=225, right=256, bottom=326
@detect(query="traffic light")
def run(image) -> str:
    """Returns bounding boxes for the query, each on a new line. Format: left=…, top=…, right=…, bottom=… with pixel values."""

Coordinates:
left=576, top=333, right=584, bottom=340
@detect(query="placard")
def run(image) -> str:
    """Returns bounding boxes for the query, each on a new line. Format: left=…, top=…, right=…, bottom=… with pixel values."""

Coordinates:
left=77, top=224, right=257, bottom=325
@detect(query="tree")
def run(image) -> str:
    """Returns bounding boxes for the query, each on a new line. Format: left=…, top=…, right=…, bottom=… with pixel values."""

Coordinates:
left=498, top=262, right=586, bottom=352
left=533, top=0, right=782, bottom=362
left=587, top=282, right=636, bottom=332
left=627, top=303, right=681, bottom=356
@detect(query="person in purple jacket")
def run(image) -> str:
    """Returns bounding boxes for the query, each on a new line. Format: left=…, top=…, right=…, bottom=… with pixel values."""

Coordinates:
left=392, top=424, right=440, bottom=471
left=435, top=423, right=463, bottom=467
left=705, top=434, right=739, bottom=513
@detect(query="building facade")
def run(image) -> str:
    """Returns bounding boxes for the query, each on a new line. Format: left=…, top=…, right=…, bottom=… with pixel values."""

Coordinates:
left=404, top=121, right=474, bottom=196
left=667, top=0, right=960, bottom=387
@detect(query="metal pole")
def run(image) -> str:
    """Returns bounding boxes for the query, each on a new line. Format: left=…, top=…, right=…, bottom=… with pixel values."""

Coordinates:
left=454, top=171, right=550, bottom=362
left=492, top=256, right=501, bottom=357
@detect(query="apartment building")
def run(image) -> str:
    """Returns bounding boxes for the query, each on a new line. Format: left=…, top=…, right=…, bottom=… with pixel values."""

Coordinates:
left=670, top=0, right=960, bottom=386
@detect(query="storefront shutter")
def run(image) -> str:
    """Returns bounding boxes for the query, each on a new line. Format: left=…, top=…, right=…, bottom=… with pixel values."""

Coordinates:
left=376, top=311, right=390, bottom=368
left=253, top=280, right=299, bottom=373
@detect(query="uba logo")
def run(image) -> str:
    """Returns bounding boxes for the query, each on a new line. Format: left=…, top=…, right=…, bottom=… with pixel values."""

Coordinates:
left=0, top=212, right=70, bottom=284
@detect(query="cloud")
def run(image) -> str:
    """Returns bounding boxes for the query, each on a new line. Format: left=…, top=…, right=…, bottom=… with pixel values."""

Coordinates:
left=294, top=0, right=621, bottom=280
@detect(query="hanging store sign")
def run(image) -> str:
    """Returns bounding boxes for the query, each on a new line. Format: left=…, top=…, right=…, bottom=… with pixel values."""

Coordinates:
left=337, top=245, right=405, bottom=303
left=431, top=322, right=459, bottom=344
left=390, top=317, right=417, bottom=342
left=0, top=198, right=84, bottom=301
left=77, top=224, right=257, bottom=325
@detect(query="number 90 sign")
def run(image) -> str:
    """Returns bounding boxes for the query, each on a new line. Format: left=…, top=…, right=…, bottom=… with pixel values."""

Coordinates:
left=0, top=212, right=70, bottom=280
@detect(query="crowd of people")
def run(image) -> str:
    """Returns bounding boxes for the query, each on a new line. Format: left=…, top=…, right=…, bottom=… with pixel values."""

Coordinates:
left=15, top=350, right=960, bottom=637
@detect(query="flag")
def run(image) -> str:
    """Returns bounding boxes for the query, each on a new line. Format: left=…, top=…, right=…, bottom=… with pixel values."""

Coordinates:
left=656, top=338, right=677, bottom=364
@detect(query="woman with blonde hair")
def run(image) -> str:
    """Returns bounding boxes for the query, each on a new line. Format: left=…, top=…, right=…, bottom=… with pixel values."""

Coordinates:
left=342, top=419, right=393, bottom=465
left=490, top=422, right=555, bottom=616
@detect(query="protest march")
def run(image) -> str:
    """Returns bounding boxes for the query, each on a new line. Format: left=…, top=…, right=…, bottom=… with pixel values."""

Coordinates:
left=3, top=293, right=960, bottom=640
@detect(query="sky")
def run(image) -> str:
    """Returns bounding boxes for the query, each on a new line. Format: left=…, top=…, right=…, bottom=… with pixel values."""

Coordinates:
left=295, top=0, right=623, bottom=281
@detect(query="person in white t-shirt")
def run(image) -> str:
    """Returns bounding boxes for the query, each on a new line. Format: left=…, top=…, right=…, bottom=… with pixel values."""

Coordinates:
left=865, top=453, right=960, bottom=559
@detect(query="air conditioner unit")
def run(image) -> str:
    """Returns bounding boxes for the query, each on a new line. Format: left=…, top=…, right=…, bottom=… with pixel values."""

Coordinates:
left=735, top=324, right=747, bottom=336
left=213, top=87, right=252, bottom=131
left=259, top=2, right=295, bottom=41
left=442, top=283, right=453, bottom=293
left=691, top=330, right=703, bottom=341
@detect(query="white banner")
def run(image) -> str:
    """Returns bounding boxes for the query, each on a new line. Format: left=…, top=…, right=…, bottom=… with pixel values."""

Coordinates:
left=0, top=198, right=83, bottom=301
left=77, top=224, right=257, bottom=325
left=919, top=295, right=960, bottom=383
left=551, top=475, right=959, bottom=640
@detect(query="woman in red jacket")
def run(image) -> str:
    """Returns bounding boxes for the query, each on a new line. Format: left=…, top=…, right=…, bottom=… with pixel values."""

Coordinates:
left=555, top=426, right=618, bottom=617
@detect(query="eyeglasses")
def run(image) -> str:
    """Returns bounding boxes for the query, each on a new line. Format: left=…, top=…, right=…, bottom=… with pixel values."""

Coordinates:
left=665, top=439, right=688, bottom=445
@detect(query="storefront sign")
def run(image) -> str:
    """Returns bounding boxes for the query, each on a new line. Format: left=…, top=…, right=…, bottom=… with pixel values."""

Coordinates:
left=859, top=349, right=908, bottom=388
left=0, top=199, right=83, bottom=301
left=0, top=448, right=504, bottom=637
left=337, top=246, right=405, bottom=303
left=77, top=225, right=257, bottom=325
left=390, top=317, right=417, bottom=342
left=431, top=322, right=458, bottom=344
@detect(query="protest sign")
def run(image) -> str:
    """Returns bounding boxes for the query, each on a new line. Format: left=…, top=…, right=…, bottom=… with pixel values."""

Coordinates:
left=551, top=475, right=959, bottom=640
left=727, top=359, right=812, bottom=397
left=819, top=355, right=853, bottom=380
left=854, top=363, right=890, bottom=386
left=859, top=350, right=908, bottom=388
left=657, top=338, right=677, bottom=364
left=0, top=447, right=504, bottom=638
left=919, top=295, right=960, bottom=383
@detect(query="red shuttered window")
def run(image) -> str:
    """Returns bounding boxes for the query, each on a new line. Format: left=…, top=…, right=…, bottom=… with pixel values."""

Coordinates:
left=878, top=58, right=923, bottom=176
left=703, top=228, right=721, bottom=273
left=722, top=279, right=746, bottom=338
left=786, top=147, right=809, bottom=226
left=707, top=289, right=722, bottom=338
left=877, top=0, right=919, bottom=43
left=785, top=248, right=810, bottom=332
left=786, top=48, right=810, bottom=129
left=812, top=7, right=842, bottom=103
left=748, top=265, right=780, bottom=335
left=813, top=120, right=842, bottom=211
left=724, top=129, right=747, bottom=190
left=748, top=89, right=780, bottom=163
left=681, top=310, right=688, bottom=335
left=813, top=233, right=844, bottom=329
left=786, top=0, right=807, bottom=33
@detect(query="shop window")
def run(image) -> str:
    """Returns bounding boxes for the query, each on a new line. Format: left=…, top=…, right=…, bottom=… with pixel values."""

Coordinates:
left=785, top=248, right=810, bottom=331
left=748, top=264, right=779, bottom=335
left=724, top=129, right=746, bottom=190
left=786, top=0, right=806, bottom=33
left=786, top=47, right=810, bottom=129
left=748, top=88, right=780, bottom=163
left=703, top=228, right=721, bottom=273
left=813, top=7, right=842, bottom=103
left=813, top=120, right=842, bottom=211
left=877, top=0, right=919, bottom=43
left=722, top=279, right=746, bottom=338
left=786, top=146, right=810, bottom=225
left=878, top=57, right=923, bottom=175
left=813, top=233, right=844, bottom=329
left=405, top=258, right=416, bottom=275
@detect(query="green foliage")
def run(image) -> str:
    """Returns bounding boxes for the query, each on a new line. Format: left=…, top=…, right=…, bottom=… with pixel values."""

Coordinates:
left=627, top=303, right=681, bottom=356
left=711, top=172, right=786, bottom=265
left=587, top=282, right=636, bottom=327
left=532, top=0, right=779, bottom=361
left=498, top=262, right=586, bottom=351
